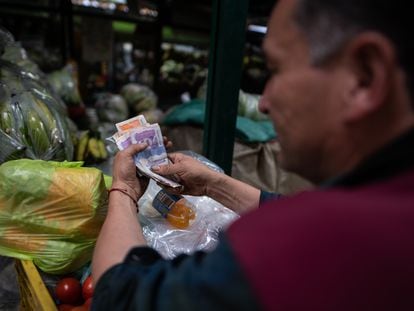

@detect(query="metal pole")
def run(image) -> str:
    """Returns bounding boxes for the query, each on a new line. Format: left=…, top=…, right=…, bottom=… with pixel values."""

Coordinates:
left=203, top=0, right=249, bottom=175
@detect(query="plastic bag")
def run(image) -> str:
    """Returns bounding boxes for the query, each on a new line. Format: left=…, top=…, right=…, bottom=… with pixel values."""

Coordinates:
left=137, top=151, right=239, bottom=259
left=0, top=61, right=74, bottom=163
left=47, top=63, right=83, bottom=107
left=120, top=83, right=157, bottom=114
left=238, top=90, right=269, bottom=121
left=95, top=92, right=129, bottom=123
left=0, top=159, right=108, bottom=274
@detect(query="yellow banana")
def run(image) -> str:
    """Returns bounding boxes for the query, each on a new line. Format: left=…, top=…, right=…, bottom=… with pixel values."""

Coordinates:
left=87, top=137, right=102, bottom=160
left=76, top=131, right=89, bottom=161
left=97, top=139, right=108, bottom=160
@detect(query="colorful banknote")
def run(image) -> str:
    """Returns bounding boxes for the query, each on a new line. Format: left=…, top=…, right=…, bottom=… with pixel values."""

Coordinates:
left=113, top=116, right=182, bottom=188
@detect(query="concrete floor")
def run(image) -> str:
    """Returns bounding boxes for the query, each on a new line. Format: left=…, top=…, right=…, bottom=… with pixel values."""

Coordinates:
left=0, top=256, right=19, bottom=311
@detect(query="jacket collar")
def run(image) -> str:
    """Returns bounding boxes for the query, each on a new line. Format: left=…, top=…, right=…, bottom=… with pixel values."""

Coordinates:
left=323, top=126, right=414, bottom=188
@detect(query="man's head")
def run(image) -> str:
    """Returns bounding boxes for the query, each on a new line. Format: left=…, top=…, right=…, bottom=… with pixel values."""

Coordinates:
left=260, top=0, right=414, bottom=183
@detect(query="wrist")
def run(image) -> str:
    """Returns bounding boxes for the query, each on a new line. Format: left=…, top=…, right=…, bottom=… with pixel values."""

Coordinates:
left=111, top=181, right=139, bottom=198
left=108, top=189, right=138, bottom=213
left=108, top=182, right=139, bottom=211
left=205, top=170, right=226, bottom=197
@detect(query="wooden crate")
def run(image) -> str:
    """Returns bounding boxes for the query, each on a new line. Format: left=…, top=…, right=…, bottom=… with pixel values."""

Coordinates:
left=15, top=260, right=57, bottom=311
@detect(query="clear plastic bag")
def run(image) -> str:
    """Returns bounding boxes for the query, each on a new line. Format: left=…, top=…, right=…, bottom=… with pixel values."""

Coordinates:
left=0, top=61, right=74, bottom=163
left=138, top=151, right=239, bottom=259
left=47, top=63, right=83, bottom=107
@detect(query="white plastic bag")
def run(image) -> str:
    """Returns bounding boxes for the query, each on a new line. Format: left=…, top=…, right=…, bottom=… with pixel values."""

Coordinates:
left=137, top=151, right=239, bottom=259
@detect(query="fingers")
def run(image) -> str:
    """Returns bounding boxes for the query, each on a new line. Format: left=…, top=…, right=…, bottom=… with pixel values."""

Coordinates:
left=152, top=162, right=173, bottom=175
left=163, top=136, right=173, bottom=149
left=167, top=153, right=181, bottom=163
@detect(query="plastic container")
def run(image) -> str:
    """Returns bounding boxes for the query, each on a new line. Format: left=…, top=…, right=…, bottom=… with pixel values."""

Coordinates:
left=152, top=189, right=196, bottom=229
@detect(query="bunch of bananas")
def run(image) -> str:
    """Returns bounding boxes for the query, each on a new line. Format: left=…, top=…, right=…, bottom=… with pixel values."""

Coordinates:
left=75, top=131, right=108, bottom=163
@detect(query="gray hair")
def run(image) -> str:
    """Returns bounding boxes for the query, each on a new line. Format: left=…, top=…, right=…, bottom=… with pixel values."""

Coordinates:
left=292, top=0, right=414, bottom=102
left=294, top=0, right=363, bottom=65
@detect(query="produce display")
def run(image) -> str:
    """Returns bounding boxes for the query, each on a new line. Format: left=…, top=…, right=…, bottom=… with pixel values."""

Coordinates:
left=47, top=63, right=84, bottom=107
left=120, top=83, right=157, bottom=114
left=160, top=44, right=208, bottom=88
left=0, top=29, right=75, bottom=164
left=94, top=92, right=129, bottom=123
left=75, top=130, right=108, bottom=163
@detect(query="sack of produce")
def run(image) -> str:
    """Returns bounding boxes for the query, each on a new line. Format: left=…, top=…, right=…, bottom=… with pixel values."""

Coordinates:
left=0, top=159, right=108, bottom=274
left=0, top=62, right=74, bottom=163
left=47, top=62, right=83, bottom=107
left=95, top=92, right=129, bottom=123
left=120, top=83, right=157, bottom=114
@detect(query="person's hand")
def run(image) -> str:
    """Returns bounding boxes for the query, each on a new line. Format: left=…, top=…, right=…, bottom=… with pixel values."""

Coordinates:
left=112, top=143, right=149, bottom=199
left=151, top=153, right=218, bottom=196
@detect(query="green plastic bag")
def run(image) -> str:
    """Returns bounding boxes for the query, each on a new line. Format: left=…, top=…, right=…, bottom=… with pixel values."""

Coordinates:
left=0, top=159, right=108, bottom=274
left=163, top=100, right=277, bottom=143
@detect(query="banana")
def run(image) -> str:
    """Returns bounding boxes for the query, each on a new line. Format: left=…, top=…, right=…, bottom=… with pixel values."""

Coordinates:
left=0, top=99, right=18, bottom=138
left=12, top=102, right=31, bottom=148
left=25, top=109, right=51, bottom=157
left=33, top=98, right=55, bottom=128
left=87, top=137, right=102, bottom=160
left=97, top=139, right=108, bottom=160
left=76, top=131, right=89, bottom=161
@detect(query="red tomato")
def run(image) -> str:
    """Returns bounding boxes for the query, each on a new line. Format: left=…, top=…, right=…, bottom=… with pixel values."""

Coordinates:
left=55, top=277, right=82, bottom=305
left=58, top=305, right=75, bottom=311
left=82, top=276, right=94, bottom=300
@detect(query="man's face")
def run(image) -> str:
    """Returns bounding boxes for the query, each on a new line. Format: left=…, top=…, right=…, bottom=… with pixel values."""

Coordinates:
left=260, top=0, right=345, bottom=182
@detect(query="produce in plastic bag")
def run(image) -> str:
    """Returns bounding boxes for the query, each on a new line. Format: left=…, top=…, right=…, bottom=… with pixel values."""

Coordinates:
left=141, top=108, right=164, bottom=124
left=0, top=60, right=74, bottom=163
left=0, top=159, right=108, bottom=274
left=120, top=83, right=157, bottom=114
left=95, top=92, right=129, bottom=123
left=137, top=151, right=239, bottom=259
left=238, top=90, right=269, bottom=121
left=2, top=41, right=45, bottom=80
left=0, top=27, right=13, bottom=54
left=47, top=62, right=83, bottom=107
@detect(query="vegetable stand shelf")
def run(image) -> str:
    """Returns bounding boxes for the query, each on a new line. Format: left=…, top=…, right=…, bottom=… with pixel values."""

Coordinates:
left=15, top=259, right=57, bottom=311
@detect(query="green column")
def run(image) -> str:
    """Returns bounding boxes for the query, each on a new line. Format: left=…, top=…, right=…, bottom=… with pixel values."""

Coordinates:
left=203, top=0, right=249, bottom=175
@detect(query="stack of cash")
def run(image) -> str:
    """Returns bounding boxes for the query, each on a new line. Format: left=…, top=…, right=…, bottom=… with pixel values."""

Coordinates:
left=111, top=115, right=182, bottom=188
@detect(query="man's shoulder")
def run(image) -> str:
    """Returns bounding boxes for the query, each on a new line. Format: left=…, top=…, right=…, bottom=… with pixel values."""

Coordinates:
left=246, top=167, right=414, bottom=228
left=225, top=169, right=414, bottom=310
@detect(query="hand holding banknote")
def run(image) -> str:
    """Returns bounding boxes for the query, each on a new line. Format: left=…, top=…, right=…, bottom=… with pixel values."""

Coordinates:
left=110, top=116, right=182, bottom=189
left=112, top=143, right=150, bottom=198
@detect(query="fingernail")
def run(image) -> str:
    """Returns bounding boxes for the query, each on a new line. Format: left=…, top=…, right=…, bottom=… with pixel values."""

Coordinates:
left=152, top=166, right=159, bottom=171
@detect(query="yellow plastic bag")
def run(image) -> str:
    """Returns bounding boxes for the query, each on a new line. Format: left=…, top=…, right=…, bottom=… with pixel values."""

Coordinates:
left=0, top=159, right=108, bottom=274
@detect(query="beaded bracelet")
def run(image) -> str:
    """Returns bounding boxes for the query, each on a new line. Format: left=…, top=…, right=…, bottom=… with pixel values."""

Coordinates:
left=108, top=187, right=138, bottom=210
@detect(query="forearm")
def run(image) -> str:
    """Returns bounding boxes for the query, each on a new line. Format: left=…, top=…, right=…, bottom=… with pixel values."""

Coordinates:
left=92, top=191, right=146, bottom=284
left=206, top=172, right=260, bottom=214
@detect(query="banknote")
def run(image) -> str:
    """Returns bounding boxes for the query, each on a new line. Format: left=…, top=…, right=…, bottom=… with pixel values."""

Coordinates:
left=113, top=118, right=182, bottom=189
left=115, top=115, right=147, bottom=132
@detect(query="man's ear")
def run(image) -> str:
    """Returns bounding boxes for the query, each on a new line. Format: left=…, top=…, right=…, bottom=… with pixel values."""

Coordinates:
left=342, top=32, right=396, bottom=122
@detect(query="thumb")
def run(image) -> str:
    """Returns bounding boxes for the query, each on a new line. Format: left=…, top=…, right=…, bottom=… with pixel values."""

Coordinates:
left=124, top=143, right=148, bottom=156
